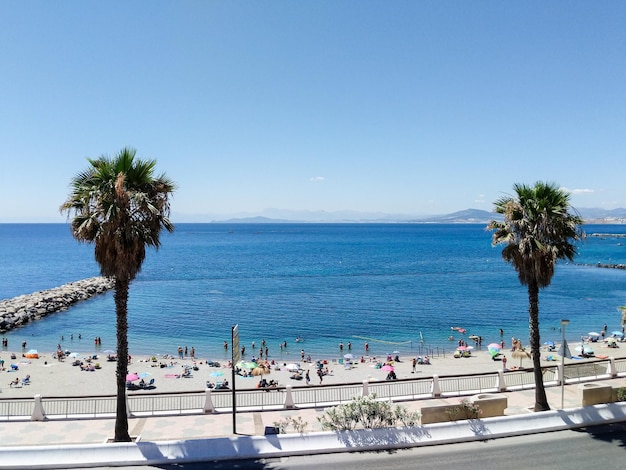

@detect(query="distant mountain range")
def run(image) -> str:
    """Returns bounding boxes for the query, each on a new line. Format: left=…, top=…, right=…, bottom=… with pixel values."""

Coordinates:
left=200, top=207, right=626, bottom=224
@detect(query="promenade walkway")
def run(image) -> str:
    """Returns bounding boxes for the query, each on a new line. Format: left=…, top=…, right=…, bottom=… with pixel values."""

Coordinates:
left=0, top=376, right=624, bottom=451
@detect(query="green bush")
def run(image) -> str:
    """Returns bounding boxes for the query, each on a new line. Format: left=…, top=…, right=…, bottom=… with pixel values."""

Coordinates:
left=273, top=416, right=308, bottom=434
left=617, top=387, right=626, bottom=401
left=445, top=398, right=482, bottom=421
left=318, top=394, right=421, bottom=431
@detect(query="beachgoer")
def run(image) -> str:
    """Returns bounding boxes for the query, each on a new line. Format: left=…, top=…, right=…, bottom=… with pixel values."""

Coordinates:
left=191, top=347, right=195, bottom=359
left=499, top=328, right=504, bottom=337
left=365, top=342, right=369, bottom=353
left=22, top=341, right=27, bottom=349
left=305, top=370, right=310, bottom=385
left=301, top=349, right=305, bottom=360
left=339, top=342, right=343, bottom=351
left=184, top=346, right=188, bottom=356
left=502, top=356, right=507, bottom=369
left=252, top=341, right=255, bottom=349
left=241, top=345, right=246, bottom=356
left=265, top=346, right=268, bottom=357
left=347, top=341, right=352, bottom=350
left=412, top=357, right=417, bottom=373
left=223, top=341, right=228, bottom=350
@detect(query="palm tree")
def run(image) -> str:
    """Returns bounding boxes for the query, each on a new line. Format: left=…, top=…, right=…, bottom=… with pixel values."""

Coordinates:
left=487, top=182, right=583, bottom=411
left=60, top=147, right=176, bottom=441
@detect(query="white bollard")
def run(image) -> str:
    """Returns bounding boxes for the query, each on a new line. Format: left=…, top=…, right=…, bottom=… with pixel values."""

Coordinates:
left=31, top=394, right=46, bottom=421
left=283, top=385, right=295, bottom=409
left=203, top=388, right=215, bottom=413
left=607, top=357, right=617, bottom=378
left=496, top=369, right=507, bottom=392
left=126, top=392, right=132, bottom=418
left=362, top=379, right=369, bottom=397
left=431, top=375, right=441, bottom=398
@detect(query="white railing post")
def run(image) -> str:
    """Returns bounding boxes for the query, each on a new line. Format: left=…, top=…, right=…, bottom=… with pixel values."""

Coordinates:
left=558, top=362, right=564, bottom=386
left=31, top=394, right=46, bottom=421
left=607, top=357, right=617, bottom=378
left=362, top=379, right=369, bottom=397
left=431, top=375, right=441, bottom=398
left=203, top=389, right=215, bottom=413
left=283, top=385, right=295, bottom=409
left=495, top=369, right=506, bottom=392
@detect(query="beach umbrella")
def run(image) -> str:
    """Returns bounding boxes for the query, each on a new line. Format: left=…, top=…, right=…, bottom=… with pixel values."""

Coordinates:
left=588, top=332, right=601, bottom=337
left=487, top=343, right=501, bottom=358
left=126, top=373, right=139, bottom=382
left=381, top=364, right=394, bottom=372
left=392, top=351, right=400, bottom=354
left=236, top=361, right=258, bottom=370
left=285, top=363, right=300, bottom=371
left=68, top=352, right=81, bottom=359
left=210, top=371, right=224, bottom=377
left=611, top=331, right=624, bottom=337
left=343, top=353, right=354, bottom=360
left=138, top=372, right=152, bottom=379
left=575, top=345, right=595, bottom=355
left=511, top=349, right=531, bottom=367
left=103, top=350, right=116, bottom=355
left=456, top=346, right=469, bottom=351
left=252, top=366, right=269, bottom=376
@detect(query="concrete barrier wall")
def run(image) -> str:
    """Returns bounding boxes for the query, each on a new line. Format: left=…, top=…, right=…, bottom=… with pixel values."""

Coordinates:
left=2, top=402, right=626, bottom=469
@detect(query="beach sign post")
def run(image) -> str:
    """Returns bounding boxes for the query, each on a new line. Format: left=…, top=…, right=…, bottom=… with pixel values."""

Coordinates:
left=232, top=324, right=240, bottom=434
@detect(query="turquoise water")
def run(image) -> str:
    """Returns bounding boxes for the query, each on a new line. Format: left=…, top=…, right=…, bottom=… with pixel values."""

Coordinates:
left=1, top=223, right=625, bottom=361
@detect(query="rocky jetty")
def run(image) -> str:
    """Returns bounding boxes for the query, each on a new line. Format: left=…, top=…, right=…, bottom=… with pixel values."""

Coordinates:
left=0, top=277, right=114, bottom=333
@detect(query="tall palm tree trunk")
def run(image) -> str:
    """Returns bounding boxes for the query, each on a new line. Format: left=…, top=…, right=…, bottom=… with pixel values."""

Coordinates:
left=114, top=277, right=131, bottom=442
left=528, top=281, right=549, bottom=411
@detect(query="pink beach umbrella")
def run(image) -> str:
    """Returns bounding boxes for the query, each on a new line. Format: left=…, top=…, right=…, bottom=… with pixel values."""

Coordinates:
left=126, top=373, right=139, bottom=382
left=381, top=364, right=395, bottom=372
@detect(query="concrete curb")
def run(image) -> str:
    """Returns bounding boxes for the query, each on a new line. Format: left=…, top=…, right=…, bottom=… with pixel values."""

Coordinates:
left=2, top=403, right=626, bottom=469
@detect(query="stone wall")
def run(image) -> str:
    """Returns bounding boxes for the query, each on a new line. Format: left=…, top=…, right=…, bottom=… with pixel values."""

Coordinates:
left=0, top=277, right=114, bottom=333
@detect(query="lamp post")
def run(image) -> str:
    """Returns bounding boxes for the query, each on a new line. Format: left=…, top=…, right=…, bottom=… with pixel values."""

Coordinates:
left=560, top=319, right=570, bottom=409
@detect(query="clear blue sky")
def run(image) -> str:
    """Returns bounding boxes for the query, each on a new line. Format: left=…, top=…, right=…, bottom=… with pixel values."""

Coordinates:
left=1, top=1, right=624, bottom=222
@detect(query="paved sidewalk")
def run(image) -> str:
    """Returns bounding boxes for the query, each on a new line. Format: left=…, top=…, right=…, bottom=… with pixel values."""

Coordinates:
left=1, top=377, right=624, bottom=448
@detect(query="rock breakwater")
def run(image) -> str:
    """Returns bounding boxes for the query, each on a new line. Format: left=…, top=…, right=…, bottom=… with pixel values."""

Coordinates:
left=0, top=277, right=114, bottom=333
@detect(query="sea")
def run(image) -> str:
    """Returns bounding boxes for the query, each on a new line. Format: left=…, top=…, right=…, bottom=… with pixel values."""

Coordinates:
left=1, top=223, right=625, bottom=362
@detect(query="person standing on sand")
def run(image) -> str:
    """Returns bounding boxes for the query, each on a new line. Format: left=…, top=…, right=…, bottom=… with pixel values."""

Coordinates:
left=191, top=347, right=195, bottom=360
left=412, top=357, right=417, bottom=373
left=305, top=370, right=310, bottom=385
left=502, top=355, right=507, bottom=369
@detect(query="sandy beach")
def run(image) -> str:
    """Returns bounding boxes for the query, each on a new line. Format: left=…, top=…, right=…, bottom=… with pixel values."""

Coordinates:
left=2, top=340, right=626, bottom=399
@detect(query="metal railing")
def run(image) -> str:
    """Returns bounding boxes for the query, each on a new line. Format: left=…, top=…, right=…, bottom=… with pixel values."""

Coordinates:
left=2, top=357, right=624, bottom=421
